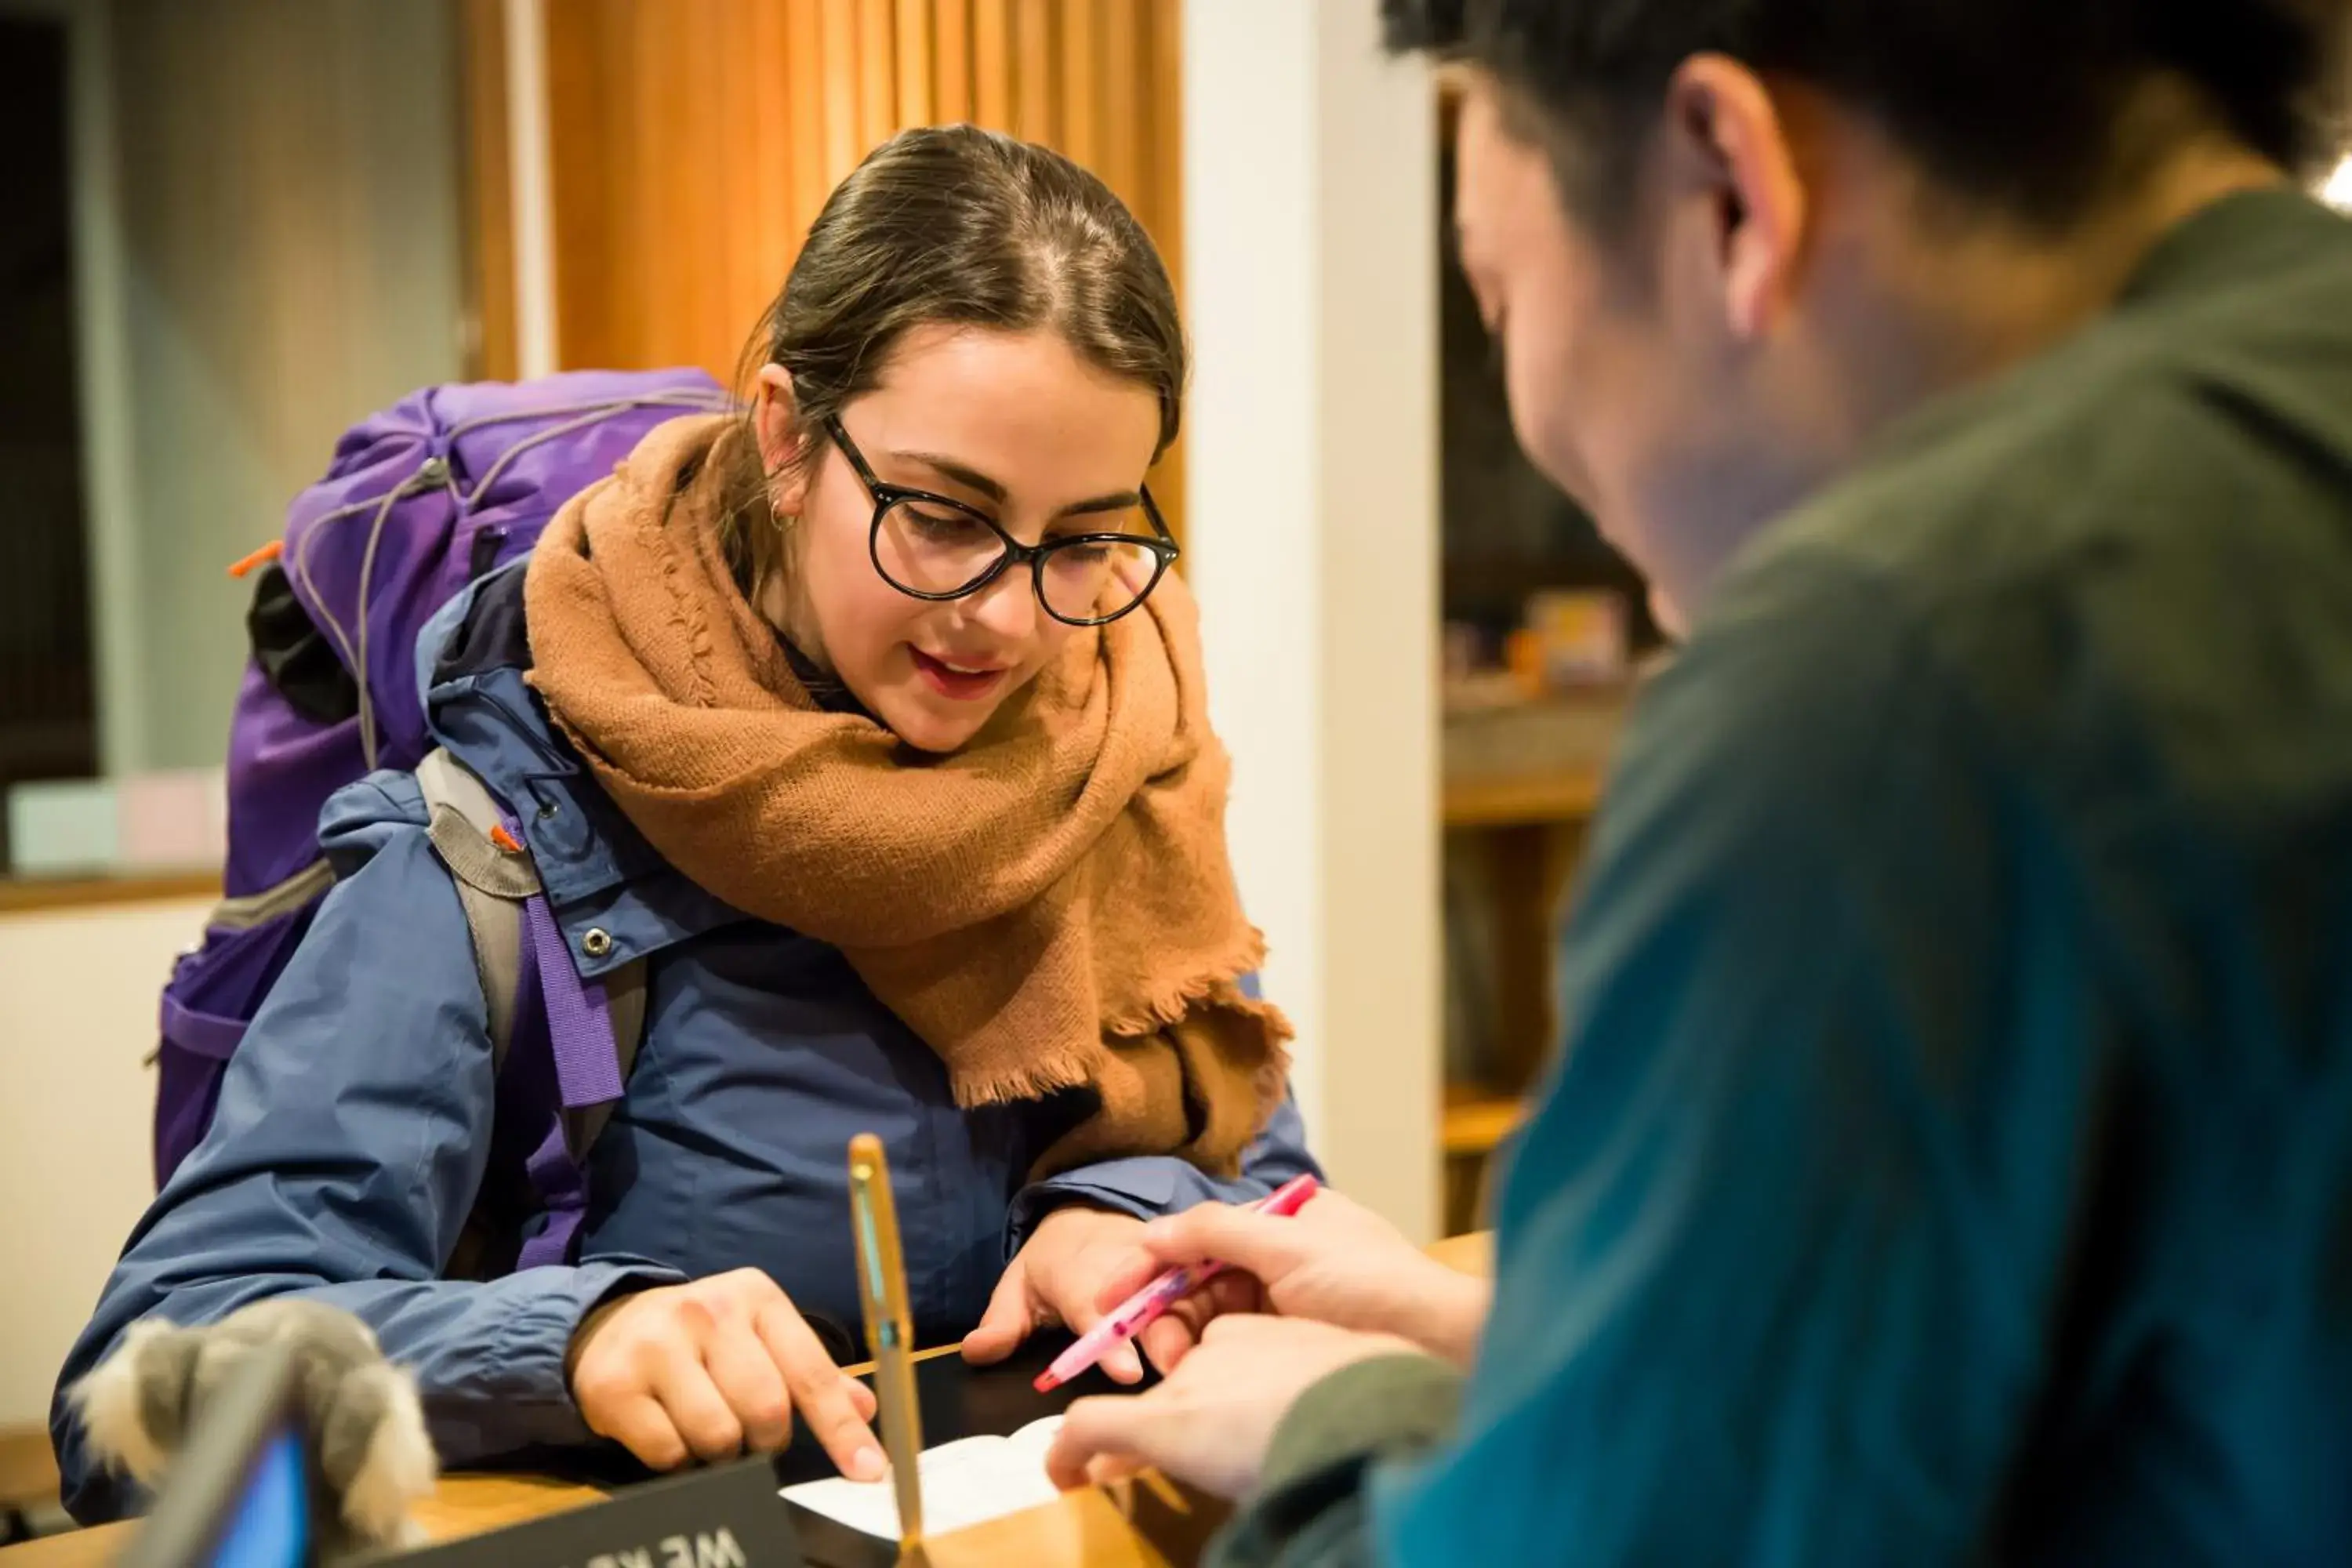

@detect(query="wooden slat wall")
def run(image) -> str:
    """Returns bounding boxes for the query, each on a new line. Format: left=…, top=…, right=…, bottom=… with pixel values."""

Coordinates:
left=457, top=0, right=517, bottom=382
left=536, top=0, right=1187, bottom=534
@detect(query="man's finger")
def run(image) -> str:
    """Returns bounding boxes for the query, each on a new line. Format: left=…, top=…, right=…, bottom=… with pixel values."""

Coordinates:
left=1044, top=1394, right=1160, bottom=1491
left=702, top=1319, right=793, bottom=1453
left=757, top=1302, right=884, bottom=1482
left=1085, top=1454, right=1150, bottom=1489
left=1089, top=1250, right=1167, bottom=1315
left=960, top=1259, right=1033, bottom=1364
left=1141, top=1203, right=1312, bottom=1279
left=1042, top=1268, right=1145, bottom=1385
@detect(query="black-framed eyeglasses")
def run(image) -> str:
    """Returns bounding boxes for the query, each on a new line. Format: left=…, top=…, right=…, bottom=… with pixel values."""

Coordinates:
left=822, top=414, right=1179, bottom=628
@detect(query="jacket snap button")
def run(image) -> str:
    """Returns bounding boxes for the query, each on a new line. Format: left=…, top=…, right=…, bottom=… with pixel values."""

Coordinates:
left=582, top=928, right=615, bottom=959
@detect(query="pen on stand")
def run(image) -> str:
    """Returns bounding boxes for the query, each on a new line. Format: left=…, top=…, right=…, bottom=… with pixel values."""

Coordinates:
left=848, top=1133, right=925, bottom=1550
left=1034, top=1174, right=1321, bottom=1393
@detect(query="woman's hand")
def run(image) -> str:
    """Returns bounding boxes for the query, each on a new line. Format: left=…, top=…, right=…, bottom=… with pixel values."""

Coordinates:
left=1044, top=1316, right=1420, bottom=1498
left=568, top=1269, right=884, bottom=1478
left=962, top=1206, right=1160, bottom=1383
left=1087, top=1189, right=1493, bottom=1371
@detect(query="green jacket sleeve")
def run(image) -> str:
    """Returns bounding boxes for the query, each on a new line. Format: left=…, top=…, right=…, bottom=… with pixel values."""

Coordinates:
left=1211, top=1357, right=1463, bottom=1568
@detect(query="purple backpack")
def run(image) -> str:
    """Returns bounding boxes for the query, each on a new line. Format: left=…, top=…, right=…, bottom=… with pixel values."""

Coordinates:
left=155, top=368, right=728, bottom=1272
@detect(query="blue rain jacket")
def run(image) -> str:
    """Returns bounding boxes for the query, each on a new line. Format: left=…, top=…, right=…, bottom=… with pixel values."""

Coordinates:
left=54, top=564, right=1315, bottom=1522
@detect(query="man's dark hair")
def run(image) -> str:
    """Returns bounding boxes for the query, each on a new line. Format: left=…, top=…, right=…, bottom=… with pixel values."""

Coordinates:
left=1387, top=0, right=2349, bottom=228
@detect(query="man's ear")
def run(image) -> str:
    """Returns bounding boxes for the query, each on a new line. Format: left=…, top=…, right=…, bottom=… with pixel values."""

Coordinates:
left=1661, top=53, right=1808, bottom=342
left=753, top=363, right=814, bottom=514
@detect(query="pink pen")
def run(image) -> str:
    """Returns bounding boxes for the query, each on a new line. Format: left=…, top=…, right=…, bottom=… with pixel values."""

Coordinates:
left=1033, top=1174, right=1321, bottom=1392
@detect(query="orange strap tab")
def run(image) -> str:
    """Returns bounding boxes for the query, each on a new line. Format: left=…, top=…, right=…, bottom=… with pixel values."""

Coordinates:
left=489, top=823, right=525, bottom=854
left=226, top=539, right=285, bottom=579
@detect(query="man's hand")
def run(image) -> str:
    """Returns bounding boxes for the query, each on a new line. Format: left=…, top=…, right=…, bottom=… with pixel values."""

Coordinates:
left=1043, top=1316, right=1419, bottom=1498
left=569, top=1269, right=882, bottom=1478
left=962, top=1206, right=1157, bottom=1383
left=1087, top=1189, right=1492, bottom=1371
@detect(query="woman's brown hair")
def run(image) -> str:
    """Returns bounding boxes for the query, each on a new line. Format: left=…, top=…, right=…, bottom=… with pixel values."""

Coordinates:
left=720, top=125, right=1187, bottom=592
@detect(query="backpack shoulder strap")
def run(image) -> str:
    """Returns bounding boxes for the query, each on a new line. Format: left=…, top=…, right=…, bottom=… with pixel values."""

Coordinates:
left=573, top=964, right=645, bottom=1158
left=414, top=746, right=647, bottom=1124
left=415, top=748, right=535, bottom=1073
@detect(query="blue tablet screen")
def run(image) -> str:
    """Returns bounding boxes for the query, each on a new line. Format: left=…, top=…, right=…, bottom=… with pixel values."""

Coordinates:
left=205, top=1430, right=308, bottom=1568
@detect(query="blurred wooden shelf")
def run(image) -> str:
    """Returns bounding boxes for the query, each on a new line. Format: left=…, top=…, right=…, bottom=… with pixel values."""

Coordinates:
left=0, top=870, right=220, bottom=916
left=1442, top=688, right=1627, bottom=828
left=1442, top=768, right=1604, bottom=828
left=0, top=1425, right=58, bottom=1510
left=1443, top=1089, right=1527, bottom=1157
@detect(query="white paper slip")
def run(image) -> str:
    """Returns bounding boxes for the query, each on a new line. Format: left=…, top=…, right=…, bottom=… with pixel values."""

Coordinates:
left=779, top=1415, right=1065, bottom=1540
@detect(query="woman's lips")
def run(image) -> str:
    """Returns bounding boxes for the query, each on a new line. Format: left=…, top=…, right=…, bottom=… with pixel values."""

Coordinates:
left=911, top=647, right=1009, bottom=701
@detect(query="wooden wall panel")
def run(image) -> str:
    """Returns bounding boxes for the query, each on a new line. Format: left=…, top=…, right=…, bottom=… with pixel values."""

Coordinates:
left=786, top=1, right=830, bottom=253
left=895, top=0, right=933, bottom=124
left=819, top=0, right=862, bottom=182
left=536, top=0, right=1187, bottom=535
left=932, top=0, right=972, bottom=122
left=1093, top=0, right=1140, bottom=205
left=971, top=0, right=1012, bottom=129
left=856, top=0, right=896, bottom=147
left=1143, top=0, right=1185, bottom=536
left=1013, top=0, right=1054, bottom=143
left=1057, top=0, right=1096, bottom=169
left=458, top=0, right=517, bottom=381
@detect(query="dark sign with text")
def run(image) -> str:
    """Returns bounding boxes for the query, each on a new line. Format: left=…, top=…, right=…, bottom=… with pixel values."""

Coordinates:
left=365, top=1457, right=802, bottom=1568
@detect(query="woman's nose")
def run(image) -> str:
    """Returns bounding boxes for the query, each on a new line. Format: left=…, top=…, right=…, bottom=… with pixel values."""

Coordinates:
left=962, top=565, right=1040, bottom=644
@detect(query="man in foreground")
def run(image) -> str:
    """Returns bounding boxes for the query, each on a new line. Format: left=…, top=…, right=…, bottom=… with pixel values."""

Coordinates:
left=1045, top=2, right=2352, bottom=1562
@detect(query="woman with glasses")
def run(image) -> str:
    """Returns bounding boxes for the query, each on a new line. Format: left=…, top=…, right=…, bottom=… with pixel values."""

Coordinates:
left=55, top=125, right=1314, bottom=1519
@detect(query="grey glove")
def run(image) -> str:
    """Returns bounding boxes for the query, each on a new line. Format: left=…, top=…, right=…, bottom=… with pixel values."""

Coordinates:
left=70, top=1298, right=437, bottom=1556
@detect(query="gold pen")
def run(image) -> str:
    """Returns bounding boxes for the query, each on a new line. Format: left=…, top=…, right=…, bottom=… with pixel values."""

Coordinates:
left=848, top=1132, right=924, bottom=1550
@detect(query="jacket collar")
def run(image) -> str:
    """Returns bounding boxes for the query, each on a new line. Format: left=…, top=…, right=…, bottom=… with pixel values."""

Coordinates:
left=417, top=564, right=747, bottom=977
left=2122, top=186, right=2346, bottom=310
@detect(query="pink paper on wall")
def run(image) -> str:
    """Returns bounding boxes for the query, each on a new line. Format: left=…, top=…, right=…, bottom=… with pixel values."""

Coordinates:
left=117, top=769, right=227, bottom=871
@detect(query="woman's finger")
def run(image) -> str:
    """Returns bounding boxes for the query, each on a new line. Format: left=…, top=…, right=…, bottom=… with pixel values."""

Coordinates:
left=586, top=1391, right=689, bottom=1472
left=1098, top=1334, right=1145, bottom=1385
left=961, top=1258, right=1035, bottom=1364
left=701, top=1317, right=793, bottom=1453
left=1138, top=1314, right=1195, bottom=1374
left=1142, top=1271, right=1265, bottom=1374
left=757, top=1301, right=885, bottom=1481
left=644, top=1334, right=746, bottom=1463
left=1090, top=1251, right=1167, bottom=1315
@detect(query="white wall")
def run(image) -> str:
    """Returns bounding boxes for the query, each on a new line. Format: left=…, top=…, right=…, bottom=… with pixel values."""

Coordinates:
left=0, top=898, right=203, bottom=1428
left=1181, top=0, right=1443, bottom=1239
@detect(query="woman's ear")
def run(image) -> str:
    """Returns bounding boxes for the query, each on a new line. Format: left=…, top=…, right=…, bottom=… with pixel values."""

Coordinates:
left=754, top=364, right=812, bottom=516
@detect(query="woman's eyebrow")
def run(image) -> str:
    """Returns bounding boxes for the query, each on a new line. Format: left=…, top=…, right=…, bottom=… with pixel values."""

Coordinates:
left=1057, top=491, right=1144, bottom=518
left=893, top=449, right=1142, bottom=519
left=892, top=449, right=1006, bottom=503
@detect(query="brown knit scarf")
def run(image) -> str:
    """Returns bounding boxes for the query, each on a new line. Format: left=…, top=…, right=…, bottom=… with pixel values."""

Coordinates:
left=524, top=416, right=1290, bottom=1179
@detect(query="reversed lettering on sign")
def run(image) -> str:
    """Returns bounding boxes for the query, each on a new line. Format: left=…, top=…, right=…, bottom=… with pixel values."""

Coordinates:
left=585, top=1552, right=656, bottom=1568
left=697, top=1530, right=749, bottom=1568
